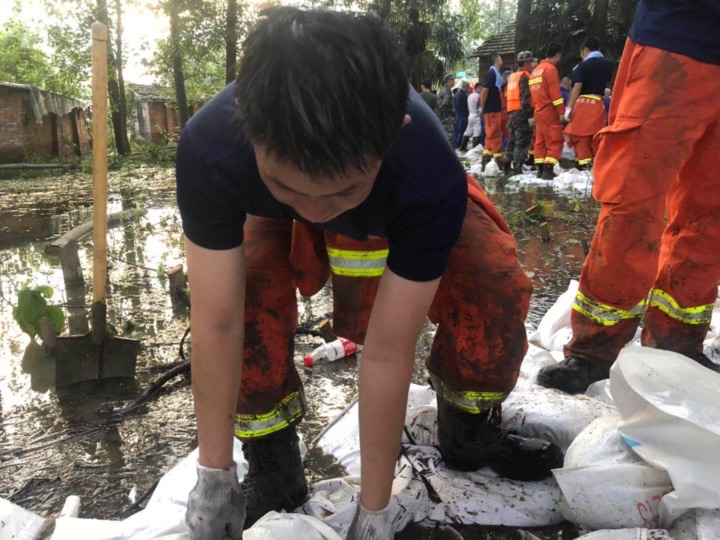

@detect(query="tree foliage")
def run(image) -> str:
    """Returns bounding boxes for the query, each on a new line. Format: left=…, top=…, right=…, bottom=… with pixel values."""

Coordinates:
left=0, top=21, right=54, bottom=89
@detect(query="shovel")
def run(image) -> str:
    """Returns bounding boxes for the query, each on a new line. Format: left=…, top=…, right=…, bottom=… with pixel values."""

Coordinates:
left=54, top=22, right=140, bottom=388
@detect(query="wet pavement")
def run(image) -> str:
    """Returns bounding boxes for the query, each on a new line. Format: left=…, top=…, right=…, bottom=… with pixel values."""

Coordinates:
left=0, top=164, right=595, bottom=536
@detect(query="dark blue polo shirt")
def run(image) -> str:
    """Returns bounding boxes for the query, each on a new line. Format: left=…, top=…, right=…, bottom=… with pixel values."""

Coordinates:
left=176, top=84, right=468, bottom=283
left=572, top=57, right=614, bottom=96
left=629, top=0, right=720, bottom=65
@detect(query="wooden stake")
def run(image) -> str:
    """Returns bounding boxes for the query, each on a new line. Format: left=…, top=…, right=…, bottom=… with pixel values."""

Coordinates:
left=39, top=317, right=57, bottom=355
left=167, top=264, right=187, bottom=296
left=540, top=222, right=551, bottom=242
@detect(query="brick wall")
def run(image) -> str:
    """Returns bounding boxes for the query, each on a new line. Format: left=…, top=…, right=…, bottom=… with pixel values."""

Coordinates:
left=0, top=90, right=25, bottom=163
left=148, top=102, right=168, bottom=145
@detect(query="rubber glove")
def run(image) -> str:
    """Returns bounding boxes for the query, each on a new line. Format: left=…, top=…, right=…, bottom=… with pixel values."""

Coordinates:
left=564, top=107, right=572, bottom=122
left=346, top=499, right=395, bottom=540
left=186, top=462, right=246, bottom=540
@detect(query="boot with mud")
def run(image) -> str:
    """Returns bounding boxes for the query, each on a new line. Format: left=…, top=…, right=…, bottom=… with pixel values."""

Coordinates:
left=536, top=163, right=545, bottom=179
left=472, top=136, right=482, bottom=149
left=541, top=165, right=557, bottom=180
left=242, top=425, right=308, bottom=528
left=511, top=161, right=523, bottom=176
left=688, top=351, right=720, bottom=373
left=459, top=136, right=470, bottom=152
left=437, top=396, right=563, bottom=481
left=536, top=355, right=611, bottom=394
left=480, top=155, right=491, bottom=172
left=503, top=160, right=512, bottom=174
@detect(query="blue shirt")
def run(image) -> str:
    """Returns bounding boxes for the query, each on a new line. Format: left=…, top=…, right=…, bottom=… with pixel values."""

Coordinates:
left=482, top=70, right=503, bottom=113
left=629, top=0, right=720, bottom=65
left=454, top=90, right=469, bottom=118
left=572, top=57, right=614, bottom=96
left=176, top=84, right=468, bottom=283
left=560, top=86, right=569, bottom=104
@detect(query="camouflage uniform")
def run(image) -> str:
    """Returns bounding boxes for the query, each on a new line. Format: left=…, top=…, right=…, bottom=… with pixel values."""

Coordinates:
left=436, top=85, right=456, bottom=145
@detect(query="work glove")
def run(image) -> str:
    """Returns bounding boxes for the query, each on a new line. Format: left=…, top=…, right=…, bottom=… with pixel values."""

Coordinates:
left=186, top=462, right=246, bottom=540
left=478, top=107, right=483, bottom=116
left=564, top=108, right=572, bottom=122
left=346, top=499, right=395, bottom=540
left=528, top=118, right=536, bottom=129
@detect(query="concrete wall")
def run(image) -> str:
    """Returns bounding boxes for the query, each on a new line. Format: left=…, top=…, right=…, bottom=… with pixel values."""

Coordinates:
left=0, top=86, right=91, bottom=164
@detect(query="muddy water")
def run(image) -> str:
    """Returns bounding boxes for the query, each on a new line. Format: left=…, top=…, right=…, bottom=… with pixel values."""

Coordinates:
left=0, top=166, right=594, bottom=536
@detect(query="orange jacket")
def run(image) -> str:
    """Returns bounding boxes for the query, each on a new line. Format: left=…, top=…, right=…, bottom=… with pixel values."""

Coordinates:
left=507, top=70, right=531, bottom=113
left=530, top=60, right=566, bottom=117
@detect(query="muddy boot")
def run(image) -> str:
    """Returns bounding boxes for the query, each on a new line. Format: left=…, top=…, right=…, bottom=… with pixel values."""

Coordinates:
left=472, top=136, right=481, bottom=149
left=576, top=162, right=587, bottom=171
left=242, top=426, right=308, bottom=528
left=511, top=161, right=523, bottom=176
left=481, top=155, right=490, bottom=172
left=541, top=165, right=556, bottom=180
left=503, top=160, right=512, bottom=174
left=459, top=136, right=470, bottom=151
left=536, top=163, right=545, bottom=178
left=537, top=356, right=611, bottom=394
left=688, top=352, right=720, bottom=373
left=437, top=397, right=563, bottom=481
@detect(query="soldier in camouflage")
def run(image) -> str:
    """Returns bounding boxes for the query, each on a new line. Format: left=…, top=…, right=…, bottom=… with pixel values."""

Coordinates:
left=436, top=74, right=456, bottom=145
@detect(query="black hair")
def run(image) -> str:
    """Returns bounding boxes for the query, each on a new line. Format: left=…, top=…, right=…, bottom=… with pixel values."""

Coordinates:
left=421, top=78, right=432, bottom=89
left=546, top=42, right=562, bottom=58
left=234, top=7, right=408, bottom=177
left=452, top=87, right=459, bottom=95
left=488, top=52, right=500, bottom=65
left=583, top=36, right=601, bottom=52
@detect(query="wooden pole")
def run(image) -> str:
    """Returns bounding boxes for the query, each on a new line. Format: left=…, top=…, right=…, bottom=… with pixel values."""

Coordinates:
left=92, top=22, right=109, bottom=344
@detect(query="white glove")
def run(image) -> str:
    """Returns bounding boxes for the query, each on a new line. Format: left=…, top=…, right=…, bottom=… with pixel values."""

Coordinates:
left=528, top=117, right=536, bottom=129
left=346, top=499, right=395, bottom=540
left=186, top=462, right=246, bottom=540
left=564, top=107, right=572, bottom=122
left=478, top=107, right=483, bottom=116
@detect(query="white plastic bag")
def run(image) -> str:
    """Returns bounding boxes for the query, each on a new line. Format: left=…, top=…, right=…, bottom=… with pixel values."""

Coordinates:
left=0, top=498, right=47, bottom=540
left=611, top=347, right=720, bottom=527
left=576, top=529, right=673, bottom=540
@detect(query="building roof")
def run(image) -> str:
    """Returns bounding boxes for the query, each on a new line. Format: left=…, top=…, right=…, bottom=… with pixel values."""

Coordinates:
left=471, top=22, right=516, bottom=58
left=128, top=83, right=173, bottom=102
left=0, top=81, right=88, bottom=123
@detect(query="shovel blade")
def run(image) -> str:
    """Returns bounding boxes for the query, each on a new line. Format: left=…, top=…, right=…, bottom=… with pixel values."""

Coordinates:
left=54, top=333, right=101, bottom=388
left=99, top=336, right=140, bottom=380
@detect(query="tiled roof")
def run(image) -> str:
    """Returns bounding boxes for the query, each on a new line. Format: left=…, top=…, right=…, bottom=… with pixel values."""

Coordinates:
left=128, top=83, right=172, bottom=102
left=471, top=22, right=516, bottom=58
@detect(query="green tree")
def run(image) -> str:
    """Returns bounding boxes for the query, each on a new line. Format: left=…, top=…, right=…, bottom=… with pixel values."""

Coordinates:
left=0, top=20, right=53, bottom=88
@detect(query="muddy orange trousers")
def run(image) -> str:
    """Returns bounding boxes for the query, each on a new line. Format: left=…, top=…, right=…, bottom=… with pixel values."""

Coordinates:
left=563, top=95, right=605, bottom=166
left=565, top=39, right=720, bottom=364
left=534, top=110, right=564, bottom=167
left=483, top=112, right=504, bottom=159
left=236, top=177, right=532, bottom=439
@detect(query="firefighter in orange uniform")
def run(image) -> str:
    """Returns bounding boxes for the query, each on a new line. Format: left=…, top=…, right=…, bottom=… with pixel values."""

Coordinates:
left=530, top=43, right=566, bottom=179
left=563, top=37, right=614, bottom=170
left=537, top=0, right=720, bottom=395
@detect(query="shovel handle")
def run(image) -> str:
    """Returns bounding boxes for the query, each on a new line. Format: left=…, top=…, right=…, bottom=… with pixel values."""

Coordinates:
left=91, top=22, right=108, bottom=305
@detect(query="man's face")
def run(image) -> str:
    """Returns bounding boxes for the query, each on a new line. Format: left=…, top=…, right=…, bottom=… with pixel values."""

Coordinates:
left=495, top=55, right=503, bottom=69
left=255, top=147, right=380, bottom=224
left=580, top=47, right=589, bottom=60
left=447, top=77, right=455, bottom=88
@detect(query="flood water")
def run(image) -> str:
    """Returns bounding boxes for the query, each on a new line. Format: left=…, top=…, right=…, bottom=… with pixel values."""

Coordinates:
left=0, top=164, right=595, bottom=537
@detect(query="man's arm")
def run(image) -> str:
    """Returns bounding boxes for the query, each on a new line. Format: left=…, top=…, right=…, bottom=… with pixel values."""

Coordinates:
left=520, top=76, right=533, bottom=116
left=479, top=87, right=489, bottom=112
left=546, top=67, right=566, bottom=117
left=566, top=82, right=583, bottom=114
left=357, top=269, right=440, bottom=511
left=185, top=238, right=246, bottom=469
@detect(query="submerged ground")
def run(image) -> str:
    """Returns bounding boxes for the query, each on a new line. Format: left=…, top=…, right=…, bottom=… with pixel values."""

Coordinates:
left=0, top=163, right=596, bottom=537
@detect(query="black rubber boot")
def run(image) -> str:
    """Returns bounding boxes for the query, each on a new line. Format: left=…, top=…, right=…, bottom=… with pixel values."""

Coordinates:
left=459, top=136, right=470, bottom=151
left=437, top=397, right=564, bottom=481
left=242, top=426, right=308, bottom=529
left=537, top=356, right=611, bottom=394
left=536, top=163, right=545, bottom=178
left=472, top=136, right=482, bottom=149
left=511, top=161, right=523, bottom=175
left=503, top=160, right=512, bottom=174
left=576, top=162, right=587, bottom=171
left=541, top=165, right=556, bottom=180
left=688, top=352, right=720, bottom=373
left=481, top=155, right=490, bottom=172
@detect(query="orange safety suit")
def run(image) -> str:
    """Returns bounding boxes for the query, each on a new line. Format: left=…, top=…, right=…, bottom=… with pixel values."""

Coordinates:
left=236, top=176, right=532, bottom=438
left=565, top=38, right=720, bottom=364
left=483, top=112, right=504, bottom=160
left=530, top=60, right=566, bottom=167
left=563, top=94, right=605, bottom=167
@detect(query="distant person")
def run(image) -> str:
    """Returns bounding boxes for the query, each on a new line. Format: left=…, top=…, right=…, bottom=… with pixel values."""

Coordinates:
left=436, top=74, right=456, bottom=144
left=479, top=53, right=505, bottom=168
left=560, top=77, right=573, bottom=104
left=530, top=43, right=566, bottom=180
left=454, top=81, right=470, bottom=148
left=563, top=36, right=614, bottom=169
left=501, top=69, right=512, bottom=146
left=420, top=78, right=437, bottom=111
left=459, top=83, right=482, bottom=150
left=604, top=88, right=611, bottom=119
left=504, top=51, right=534, bottom=175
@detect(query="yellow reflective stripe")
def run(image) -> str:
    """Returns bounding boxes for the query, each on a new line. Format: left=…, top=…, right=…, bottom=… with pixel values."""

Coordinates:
left=327, top=247, right=387, bottom=278
left=545, top=157, right=559, bottom=165
left=572, top=291, right=645, bottom=326
left=235, top=391, right=305, bottom=439
left=578, top=158, right=593, bottom=165
left=648, top=289, right=714, bottom=325
left=493, top=152, right=504, bottom=158
left=429, top=372, right=506, bottom=414
left=534, top=158, right=545, bottom=164
left=579, top=94, right=602, bottom=100
left=483, top=150, right=493, bottom=156
left=553, top=98, right=564, bottom=106
left=529, top=77, right=542, bottom=85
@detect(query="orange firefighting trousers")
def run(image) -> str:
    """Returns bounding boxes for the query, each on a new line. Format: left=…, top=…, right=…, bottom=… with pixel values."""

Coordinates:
left=565, top=39, right=720, bottom=364
left=236, top=176, right=532, bottom=438
left=564, top=95, right=606, bottom=166
left=534, top=110, right=564, bottom=167
left=483, top=112, right=504, bottom=159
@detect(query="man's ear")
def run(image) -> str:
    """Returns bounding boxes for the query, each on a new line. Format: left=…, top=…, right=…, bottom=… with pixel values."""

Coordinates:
left=402, top=114, right=412, bottom=128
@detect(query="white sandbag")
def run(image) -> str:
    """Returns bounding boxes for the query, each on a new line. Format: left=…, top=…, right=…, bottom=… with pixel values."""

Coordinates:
left=669, top=508, right=720, bottom=540
left=576, top=529, right=673, bottom=540
left=554, top=413, right=673, bottom=530
left=483, top=160, right=501, bottom=177
left=611, top=347, right=720, bottom=527
left=561, top=142, right=576, bottom=161
left=245, top=512, right=342, bottom=540
left=528, top=280, right=578, bottom=352
left=0, top=497, right=47, bottom=540
left=465, top=144, right=484, bottom=158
